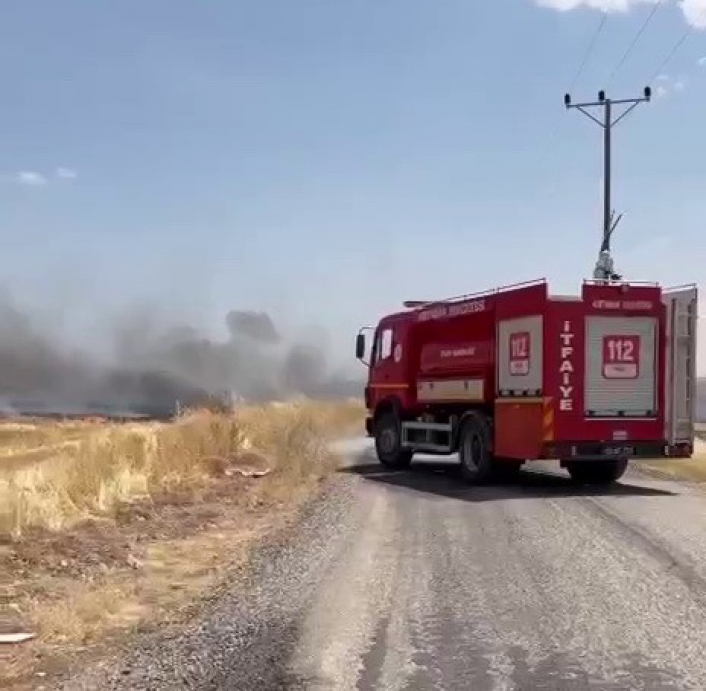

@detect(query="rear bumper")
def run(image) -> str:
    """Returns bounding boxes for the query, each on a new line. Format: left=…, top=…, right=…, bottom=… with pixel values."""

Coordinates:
left=544, top=440, right=694, bottom=461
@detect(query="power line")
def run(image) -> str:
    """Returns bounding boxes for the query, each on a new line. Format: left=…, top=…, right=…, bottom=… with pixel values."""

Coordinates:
left=608, top=0, right=664, bottom=85
left=647, top=5, right=706, bottom=82
left=569, top=11, right=609, bottom=93
left=649, top=28, right=693, bottom=81
left=538, top=12, right=610, bottom=177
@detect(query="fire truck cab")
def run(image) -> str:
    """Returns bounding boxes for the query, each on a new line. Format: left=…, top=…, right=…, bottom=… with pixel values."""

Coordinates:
left=355, top=279, right=698, bottom=484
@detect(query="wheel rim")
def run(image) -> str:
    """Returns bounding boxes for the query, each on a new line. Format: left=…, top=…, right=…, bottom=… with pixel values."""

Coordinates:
left=463, top=431, right=481, bottom=469
left=380, top=426, right=397, bottom=455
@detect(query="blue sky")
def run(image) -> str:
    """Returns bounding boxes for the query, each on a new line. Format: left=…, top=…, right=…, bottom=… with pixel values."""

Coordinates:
left=1, top=0, right=705, bottom=371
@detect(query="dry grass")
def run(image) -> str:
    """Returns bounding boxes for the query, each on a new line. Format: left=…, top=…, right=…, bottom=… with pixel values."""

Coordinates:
left=641, top=439, right=706, bottom=482
left=0, top=399, right=363, bottom=539
left=0, top=422, right=91, bottom=473
left=0, top=421, right=87, bottom=450
left=33, top=580, right=141, bottom=644
left=0, top=399, right=364, bottom=689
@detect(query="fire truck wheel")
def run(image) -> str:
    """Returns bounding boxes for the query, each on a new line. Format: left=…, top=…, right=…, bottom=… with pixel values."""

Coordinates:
left=457, top=414, right=493, bottom=483
left=566, top=459, right=629, bottom=485
left=374, top=411, right=413, bottom=468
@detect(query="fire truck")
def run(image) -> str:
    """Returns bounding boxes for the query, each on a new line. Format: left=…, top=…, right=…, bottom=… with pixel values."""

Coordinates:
left=355, top=278, right=697, bottom=484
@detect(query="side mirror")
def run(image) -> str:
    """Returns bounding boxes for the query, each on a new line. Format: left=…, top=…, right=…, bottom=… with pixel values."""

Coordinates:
left=355, top=333, right=366, bottom=360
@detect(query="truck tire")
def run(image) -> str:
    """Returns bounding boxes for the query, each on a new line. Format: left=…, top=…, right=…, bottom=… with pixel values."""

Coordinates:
left=457, top=413, right=494, bottom=483
left=566, top=459, right=628, bottom=486
left=374, top=411, right=413, bottom=469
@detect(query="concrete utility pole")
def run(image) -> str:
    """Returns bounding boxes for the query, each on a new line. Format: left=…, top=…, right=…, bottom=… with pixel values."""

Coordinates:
left=564, top=87, right=651, bottom=281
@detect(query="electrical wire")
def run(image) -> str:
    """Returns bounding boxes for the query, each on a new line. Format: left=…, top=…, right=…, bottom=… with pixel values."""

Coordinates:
left=646, top=3, right=706, bottom=84
left=538, top=12, right=610, bottom=178
left=648, top=28, right=693, bottom=82
left=569, top=11, right=609, bottom=94
left=607, top=0, right=664, bottom=85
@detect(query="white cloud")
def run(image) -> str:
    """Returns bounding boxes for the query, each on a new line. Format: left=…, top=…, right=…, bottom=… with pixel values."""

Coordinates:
left=9, top=167, right=77, bottom=187
left=652, top=73, right=687, bottom=96
left=535, top=0, right=657, bottom=13
left=534, top=0, right=706, bottom=28
left=16, top=171, right=48, bottom=186
left=681, top=0, right=706, bottom=29
left=56, top=167, right=78, bottom=180
left=698, top=56, right=706, bottom=66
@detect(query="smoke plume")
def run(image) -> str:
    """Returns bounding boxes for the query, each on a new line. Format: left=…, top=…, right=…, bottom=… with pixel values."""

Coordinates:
left=0, top=293, right=360, bottom=417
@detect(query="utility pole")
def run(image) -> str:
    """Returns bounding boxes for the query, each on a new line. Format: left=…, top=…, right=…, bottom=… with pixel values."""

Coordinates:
left=564, top=87, right=651, bottom=281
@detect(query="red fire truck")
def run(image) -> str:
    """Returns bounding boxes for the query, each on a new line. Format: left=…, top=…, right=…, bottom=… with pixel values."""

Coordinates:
left=355, top=279, right=697, bottom=484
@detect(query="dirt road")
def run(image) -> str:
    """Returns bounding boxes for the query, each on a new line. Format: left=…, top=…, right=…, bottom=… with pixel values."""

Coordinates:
left=62, top=441, right=706, bottom=690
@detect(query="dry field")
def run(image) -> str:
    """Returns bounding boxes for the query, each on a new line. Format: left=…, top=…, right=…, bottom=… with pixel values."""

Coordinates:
left=2, top=404, right=702, bottom=689
left=641, top=437, right=706, bottom=482
left=0, top=400, right=364, bottom=690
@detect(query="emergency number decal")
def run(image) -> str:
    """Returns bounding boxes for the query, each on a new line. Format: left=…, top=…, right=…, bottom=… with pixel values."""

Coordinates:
left=509, top=332, right=531, bottom=376
left=602, top=335, right=640, bottom=379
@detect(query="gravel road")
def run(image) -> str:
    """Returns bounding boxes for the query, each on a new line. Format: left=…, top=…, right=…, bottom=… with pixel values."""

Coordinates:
left=60, top=440, right=706, bottom=690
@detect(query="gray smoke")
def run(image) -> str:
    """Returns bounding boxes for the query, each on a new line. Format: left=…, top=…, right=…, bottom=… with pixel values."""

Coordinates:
left=0, top=293, right=361, bottom=417
left=226, top=310, right=280, bottom=344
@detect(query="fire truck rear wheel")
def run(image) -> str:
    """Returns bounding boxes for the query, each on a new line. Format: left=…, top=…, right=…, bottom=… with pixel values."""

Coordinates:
left=566, top=459, right=628, bottom=485
left=374, top=411, right=413, bottom=469
left=457, top=414, right=494, bottom=483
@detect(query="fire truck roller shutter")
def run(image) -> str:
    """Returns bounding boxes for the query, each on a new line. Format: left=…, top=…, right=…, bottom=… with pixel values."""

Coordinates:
left=497, top=315, right=543, bottom=396
left=584, top=316, right=657, bottom=418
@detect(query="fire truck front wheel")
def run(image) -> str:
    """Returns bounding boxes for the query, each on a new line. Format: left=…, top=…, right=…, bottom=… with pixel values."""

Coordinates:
left=565, top=459, right=628, bottom=485
left=374, top=411, right=413, bottom=468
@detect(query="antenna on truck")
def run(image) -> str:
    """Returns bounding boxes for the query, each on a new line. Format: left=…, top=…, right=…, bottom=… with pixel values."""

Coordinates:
left=564, top=88, right=651, bottom=282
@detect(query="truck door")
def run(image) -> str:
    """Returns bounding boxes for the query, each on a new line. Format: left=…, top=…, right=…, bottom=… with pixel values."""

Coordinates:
left=663, top=285, right=698, bottom=448
left=369, top=320, right=409, bottom=405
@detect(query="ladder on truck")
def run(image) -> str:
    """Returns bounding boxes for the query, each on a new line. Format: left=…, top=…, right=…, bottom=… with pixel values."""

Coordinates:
left=664, top=285, right=698, bottom=448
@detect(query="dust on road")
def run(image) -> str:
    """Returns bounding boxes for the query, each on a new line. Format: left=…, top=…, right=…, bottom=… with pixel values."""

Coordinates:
left=60, top=443, right=706, bottom=690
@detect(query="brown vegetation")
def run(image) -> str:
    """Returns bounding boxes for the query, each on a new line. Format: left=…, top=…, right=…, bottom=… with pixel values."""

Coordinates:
left=641, top=437, right=706, bottom=482
left=0, top=399, right=364, bottom=689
